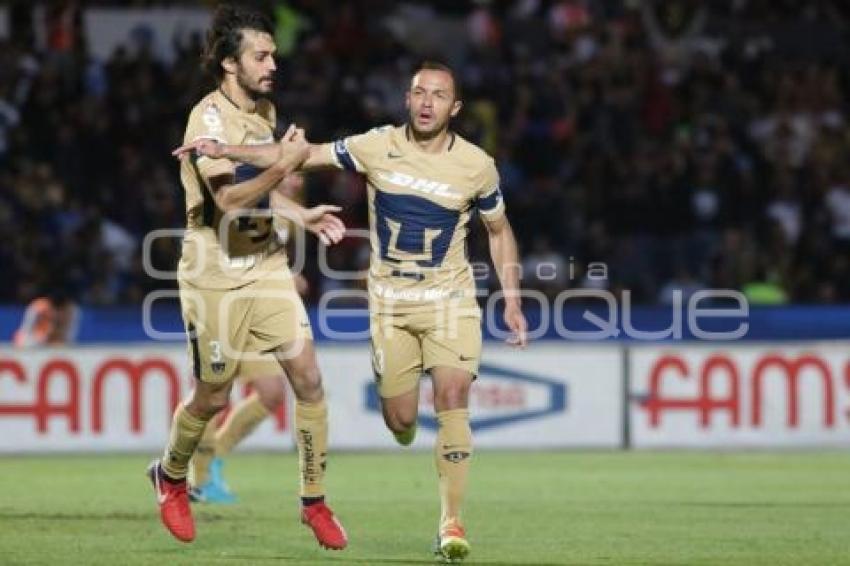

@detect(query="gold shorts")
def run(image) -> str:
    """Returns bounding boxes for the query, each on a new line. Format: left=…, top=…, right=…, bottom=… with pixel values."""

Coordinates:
left=180, top=270, right=312, bottom=384
left=369, top=306, right=482, bottom=399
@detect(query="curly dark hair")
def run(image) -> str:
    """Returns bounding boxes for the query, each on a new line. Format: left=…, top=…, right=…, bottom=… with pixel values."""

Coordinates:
left=202, top=4, right=274, bottom=81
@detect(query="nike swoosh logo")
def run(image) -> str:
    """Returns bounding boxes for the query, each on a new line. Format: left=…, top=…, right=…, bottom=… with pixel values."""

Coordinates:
left=459, top=355, right=474, bottom=361
left=387, top=152, right=403, bottom=158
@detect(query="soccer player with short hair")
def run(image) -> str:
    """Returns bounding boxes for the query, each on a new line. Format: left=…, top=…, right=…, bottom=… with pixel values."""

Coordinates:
left=176, top=61, right=528, bottom=563
left=150, top=4, right=347, bottom=549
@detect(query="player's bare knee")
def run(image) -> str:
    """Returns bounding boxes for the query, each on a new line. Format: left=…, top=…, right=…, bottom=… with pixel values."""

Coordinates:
left=289, top=365, right=324, bottom=403
left=187, top=381, right=231, bottom=419
left=383, top=410, right=415, bottom=434
left=381, top=396, right=418, bottom=432
left=186, top=395, right=227, bottom=420
left=434, top=381, right=470, bottom=411
left=397, top=411, right=417, bottom=431
left=384, top=417, right=404, bottom=434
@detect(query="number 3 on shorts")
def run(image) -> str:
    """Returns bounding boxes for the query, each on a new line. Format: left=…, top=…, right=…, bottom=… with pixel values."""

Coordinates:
left=209, top=340, right=223, bottom=363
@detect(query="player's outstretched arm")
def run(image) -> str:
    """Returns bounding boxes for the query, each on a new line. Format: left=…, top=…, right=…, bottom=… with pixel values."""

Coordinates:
left=483, top=214, right=528, bottom=348
left=173, top=138, right=339, bottom=172
left=172, top=137, right=280, bottom=168
left=208, top=125, right=309, bottom=212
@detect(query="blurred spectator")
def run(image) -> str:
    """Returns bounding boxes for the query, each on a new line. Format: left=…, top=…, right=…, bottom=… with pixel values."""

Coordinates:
left=743, top=263, right=789, bottom=306
left=658, top=266, right=705, bottom=305
left=3, top=1, right=850, bottom=307
left=521, top=236, right=568, bottom=299
left=13, top=286, right=79, bottom=348
left=825, top=175, right=850, bottom=248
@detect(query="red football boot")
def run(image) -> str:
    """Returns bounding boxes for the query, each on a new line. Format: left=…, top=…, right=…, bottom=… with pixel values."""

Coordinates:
left=147, top=460, right=195, bottom=542
left=301, top=501, right=348, bottom=550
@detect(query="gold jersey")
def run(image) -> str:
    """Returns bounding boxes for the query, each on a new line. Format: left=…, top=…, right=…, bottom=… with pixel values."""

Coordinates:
left=328, top=124, right=505, bottom=312
left=177, top=89, right=287, bottom=290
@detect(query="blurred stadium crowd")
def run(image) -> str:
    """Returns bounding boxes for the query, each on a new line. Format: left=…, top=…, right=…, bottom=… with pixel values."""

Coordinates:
left=2, top=0, right=850, bottom=306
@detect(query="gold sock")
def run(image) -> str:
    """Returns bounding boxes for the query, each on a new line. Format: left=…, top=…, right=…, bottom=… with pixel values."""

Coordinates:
left=189, top=416, right=219, bottom=486
left=294, top=398, right=328, bottom=498
left=435, top=409, right=473, bottom=528
left=161, top=403, right=210, bottom=480
left=215, top=392, right=270, bottom=456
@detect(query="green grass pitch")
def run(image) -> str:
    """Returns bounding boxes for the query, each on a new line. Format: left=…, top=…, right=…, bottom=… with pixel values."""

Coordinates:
left=2, top=451, right=849, bottom=565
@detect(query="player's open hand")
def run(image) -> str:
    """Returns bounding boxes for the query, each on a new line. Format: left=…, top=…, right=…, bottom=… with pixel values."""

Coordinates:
left=301, top=204, right=346, bottom=246
left=504, top=302, right=528, bottom=349
left=171, top=137, right=225, bottom=160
